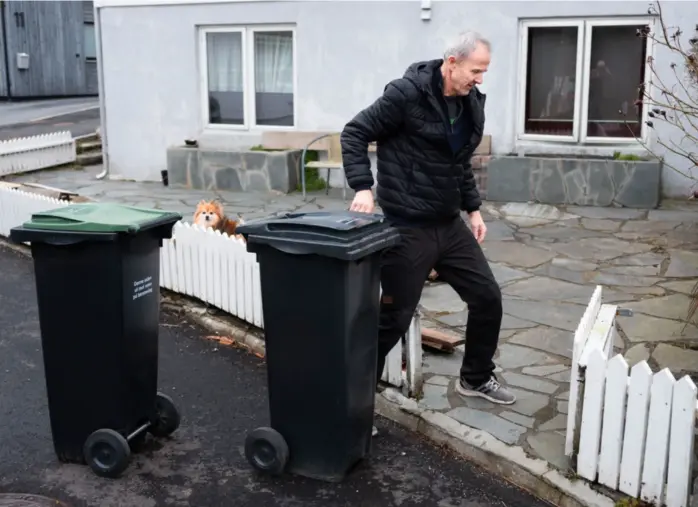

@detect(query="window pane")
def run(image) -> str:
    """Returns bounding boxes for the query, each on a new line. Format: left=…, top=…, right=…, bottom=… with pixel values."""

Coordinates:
left=586, top=25, right=647, bottom=138
left=84, top=23, right=96, bottom=59
left=254, top=31, right=294, bottom=126
left=525, top=26, right=578, bottom=136
left=206, top=32, right=244, bottom=125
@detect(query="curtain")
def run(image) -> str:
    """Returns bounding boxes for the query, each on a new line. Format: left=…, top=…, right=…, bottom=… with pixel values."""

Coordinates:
left=207, top=32, right=243, bottom=93
left=254, top=32, right=293, bottom=94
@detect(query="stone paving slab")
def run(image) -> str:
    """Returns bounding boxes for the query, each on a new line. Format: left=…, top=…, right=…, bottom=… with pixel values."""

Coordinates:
left=5, top=165, right=698, bottom=479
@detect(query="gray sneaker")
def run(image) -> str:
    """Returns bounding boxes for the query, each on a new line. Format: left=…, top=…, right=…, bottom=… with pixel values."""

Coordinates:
left=456, top=377, right=516, bottom=405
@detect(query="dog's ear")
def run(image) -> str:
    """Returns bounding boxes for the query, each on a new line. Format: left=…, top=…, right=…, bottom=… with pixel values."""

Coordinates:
left=212, top=200, right=224, bottom=216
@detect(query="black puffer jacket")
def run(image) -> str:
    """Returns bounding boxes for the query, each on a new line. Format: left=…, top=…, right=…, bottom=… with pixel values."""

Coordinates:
left=340, top=59, right=485, bottom=225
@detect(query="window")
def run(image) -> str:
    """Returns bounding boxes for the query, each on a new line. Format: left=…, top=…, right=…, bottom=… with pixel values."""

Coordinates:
left=518, top=19, right=651, bottom=144
left=201, top=26, right=295, bottom=129
left=84, top=23, right=97, bottom=60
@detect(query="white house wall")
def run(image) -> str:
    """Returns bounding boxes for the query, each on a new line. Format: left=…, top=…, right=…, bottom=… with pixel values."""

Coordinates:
left=98, top=0, right=698, bottom=197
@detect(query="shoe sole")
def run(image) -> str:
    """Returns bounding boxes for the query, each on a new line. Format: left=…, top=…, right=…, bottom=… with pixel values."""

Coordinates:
left=455, top=381, right=516, bottom=405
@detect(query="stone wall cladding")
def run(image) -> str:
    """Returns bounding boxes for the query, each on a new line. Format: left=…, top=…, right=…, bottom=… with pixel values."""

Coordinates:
left=167, top=147, right=301, bottom=194
left=471, top=154, right=490, bottom=201
left=166, top=143, right=491, bottom=199
left=487, top=156, right=661, bottom=208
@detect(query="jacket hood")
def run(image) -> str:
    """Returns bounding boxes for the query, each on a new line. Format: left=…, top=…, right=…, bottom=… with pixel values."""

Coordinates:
left=403, top=59, right=442, bottom=91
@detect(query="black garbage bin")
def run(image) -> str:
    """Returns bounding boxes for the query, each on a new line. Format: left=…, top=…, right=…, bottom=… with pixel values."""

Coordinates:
left=236, top=210, right=400, bottom=483
left=10, top=202, right=184, bottom=479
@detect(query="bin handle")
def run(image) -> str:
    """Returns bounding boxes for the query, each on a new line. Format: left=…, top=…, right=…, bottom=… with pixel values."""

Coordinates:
left=263, top=240, right=315, bottom=256
left=33, top=236, right=90, bottom=246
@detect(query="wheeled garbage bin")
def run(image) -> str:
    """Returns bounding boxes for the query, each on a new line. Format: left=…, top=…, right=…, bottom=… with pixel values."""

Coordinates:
left=236, top=210, right=400, bottom=482
left=9, top=202, right=184, bottom=479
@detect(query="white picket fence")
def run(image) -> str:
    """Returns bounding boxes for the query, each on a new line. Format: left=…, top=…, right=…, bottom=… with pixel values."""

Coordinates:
left=0, top=187, right=422, bottom=393
left=159, top=222, right=265, bottom=329
left=567, top=285, right=698, bottom=507
left=0, top=187, right=69, bottom=237
left=0, top=132, right=77, bottom=177
left=158, top=218, right=421, bottom=394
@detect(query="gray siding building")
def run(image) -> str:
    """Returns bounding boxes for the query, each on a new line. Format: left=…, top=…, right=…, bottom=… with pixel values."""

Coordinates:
left=94, top=0, right=698, bottom=198
left=0, top=0, right=98, bottom=98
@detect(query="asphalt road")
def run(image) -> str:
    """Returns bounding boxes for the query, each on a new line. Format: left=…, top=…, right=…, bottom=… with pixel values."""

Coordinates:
left=0, top=98, right=98, bottom=127
left=0, top=105, right=99, bottom=140
left=0, top=244, right=553, bottom=507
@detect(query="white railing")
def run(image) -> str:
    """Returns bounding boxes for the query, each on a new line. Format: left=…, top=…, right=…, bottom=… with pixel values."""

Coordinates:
left=567, top=285, right=697, bottom=507
left=159, top=222, right=264, bottom=328
left=0, top=187, right=424, bottom=394
left=0, top=187, right=69, bottom=237
left=0, top=131, right=77, bottom=177
left=382, top=308, right=423, bottom=397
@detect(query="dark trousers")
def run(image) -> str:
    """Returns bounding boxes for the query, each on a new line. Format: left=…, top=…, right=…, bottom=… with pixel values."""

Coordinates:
left=376, top=216, right=503, bottom=387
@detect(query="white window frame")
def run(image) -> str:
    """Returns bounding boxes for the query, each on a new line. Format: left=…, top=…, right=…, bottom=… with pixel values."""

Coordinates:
left=516, top=17, right=654, bottom=146
left=198, top=24, right=297, bottom=131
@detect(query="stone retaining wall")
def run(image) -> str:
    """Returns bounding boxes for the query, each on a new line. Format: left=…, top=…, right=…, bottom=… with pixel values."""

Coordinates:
left=486, top=156, right=661, bottom=208
left=471, top=154, right=490, bottom=201
left=167, top=146, right=301, bottom=194
left=166, top=145, right=492, bottom=198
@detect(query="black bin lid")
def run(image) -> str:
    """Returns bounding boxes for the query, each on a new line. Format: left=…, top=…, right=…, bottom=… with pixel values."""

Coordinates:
left=236, top=211, right=400, bottom=261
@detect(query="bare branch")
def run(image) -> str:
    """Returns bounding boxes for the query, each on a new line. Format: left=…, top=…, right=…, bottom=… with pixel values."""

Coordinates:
left=625, top=0, right=698, bottom=184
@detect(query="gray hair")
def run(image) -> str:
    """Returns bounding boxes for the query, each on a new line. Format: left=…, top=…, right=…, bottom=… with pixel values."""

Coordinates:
left=443, top=31, right=491, bottom=61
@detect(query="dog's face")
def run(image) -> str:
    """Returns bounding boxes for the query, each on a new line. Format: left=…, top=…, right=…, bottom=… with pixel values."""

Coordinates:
left=193, top=200, right=224, bottom=229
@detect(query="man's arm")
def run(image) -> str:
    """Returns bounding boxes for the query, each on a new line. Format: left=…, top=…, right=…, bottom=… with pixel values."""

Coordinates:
left=340, top=78, right=414, bottom=192
left=459, top=162, right=482, bottom=214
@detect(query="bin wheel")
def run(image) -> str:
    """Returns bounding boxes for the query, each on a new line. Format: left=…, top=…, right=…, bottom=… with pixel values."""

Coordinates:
left=149, top=392, right=181, bottom=438
left=245, top=427, right=289, bottom=476
left=83, top=428, right=131, bottom=478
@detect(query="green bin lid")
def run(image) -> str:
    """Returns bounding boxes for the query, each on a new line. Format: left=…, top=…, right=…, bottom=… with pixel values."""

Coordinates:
left=22, top=203, right=183, bottom=234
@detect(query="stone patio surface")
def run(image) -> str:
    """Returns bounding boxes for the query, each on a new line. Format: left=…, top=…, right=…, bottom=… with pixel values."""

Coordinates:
left=6, top=164, right=698, bottom=475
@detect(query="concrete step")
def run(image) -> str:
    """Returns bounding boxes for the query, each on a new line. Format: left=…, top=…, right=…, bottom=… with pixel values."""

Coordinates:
left=77, top=139, right=102, bottom=154
left=76, top=150, right=103, bottom=166
left=74, top=131, right=100, bottom=145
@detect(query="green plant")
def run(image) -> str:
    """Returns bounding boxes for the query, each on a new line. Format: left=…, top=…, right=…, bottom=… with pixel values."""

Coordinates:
left=612, top=151, right=644, bottom=161
left=561, top=467, right=580, bottom=482
left=297, top=149, right=326, bottom=192
left=614, top=497, right=651, bottom=507
left=248, top=145, right=327, bottom=191
left=249, top=144, right=284, bottom=152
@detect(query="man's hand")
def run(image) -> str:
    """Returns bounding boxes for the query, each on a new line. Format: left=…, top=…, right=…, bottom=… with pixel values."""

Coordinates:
left=469, top=210, right=487, bottom=243
left=350, top=189, right=375, bottom=213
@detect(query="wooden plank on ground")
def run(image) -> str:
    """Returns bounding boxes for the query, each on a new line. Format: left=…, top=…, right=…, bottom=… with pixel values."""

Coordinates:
left=13, top=182, right=92, bottom=202
left=22, top=182, right=79, bottom=196
left=421, top=327, right=464, bottom=352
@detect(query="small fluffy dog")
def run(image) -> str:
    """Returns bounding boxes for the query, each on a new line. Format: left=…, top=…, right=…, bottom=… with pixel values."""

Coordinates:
left=193, top=200, right=245, bottom=241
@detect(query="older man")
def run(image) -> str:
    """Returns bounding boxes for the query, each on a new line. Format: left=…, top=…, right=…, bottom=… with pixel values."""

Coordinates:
left=340, top=32, right=515, bottom=409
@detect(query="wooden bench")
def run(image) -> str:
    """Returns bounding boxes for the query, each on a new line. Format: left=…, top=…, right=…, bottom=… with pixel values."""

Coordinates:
left=260, top=131, right=492, bottom=200
left=262, top=131, right=373, bottom=200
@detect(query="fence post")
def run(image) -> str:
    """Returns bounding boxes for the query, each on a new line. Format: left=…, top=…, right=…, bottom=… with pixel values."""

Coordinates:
left=404, top=310, right=423, bottom=398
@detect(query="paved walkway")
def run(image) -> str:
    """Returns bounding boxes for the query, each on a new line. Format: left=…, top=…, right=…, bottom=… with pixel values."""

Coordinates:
left=6, top=164, right=698, bottom=474
left=0, top=245, right=550, bottom=507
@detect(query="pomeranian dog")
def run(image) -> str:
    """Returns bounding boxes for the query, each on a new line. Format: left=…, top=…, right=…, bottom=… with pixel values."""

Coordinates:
left=193, top=200, right=245, bottom=241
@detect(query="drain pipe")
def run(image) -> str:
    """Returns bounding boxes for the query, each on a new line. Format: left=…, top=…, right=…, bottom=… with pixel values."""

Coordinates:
left=1, top=1, right=12, bottom=101
left=94, top=4, right=109, bottom=180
